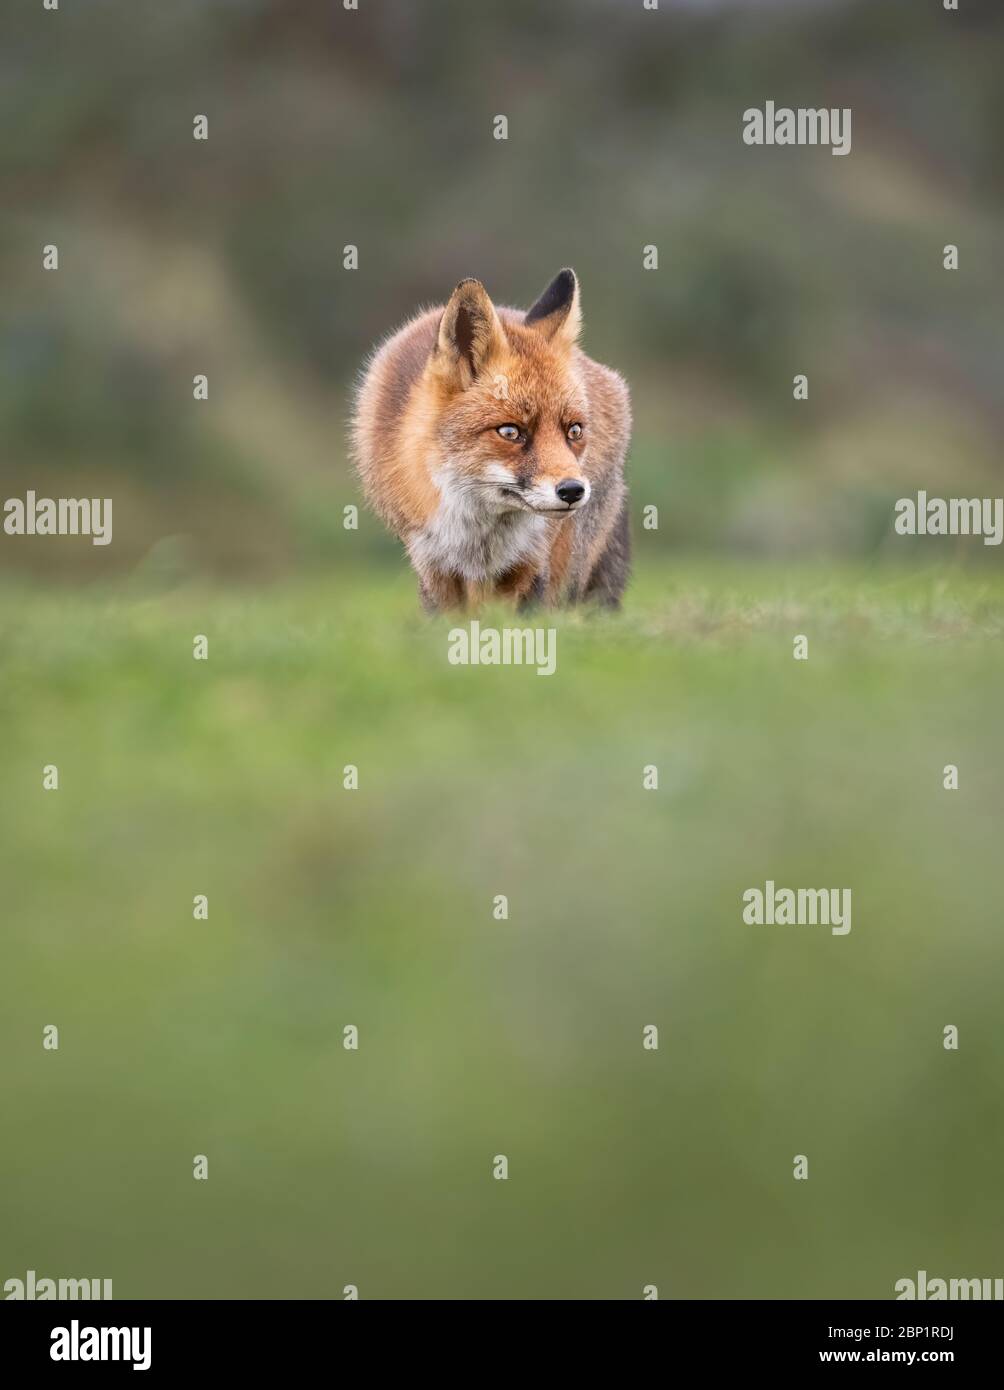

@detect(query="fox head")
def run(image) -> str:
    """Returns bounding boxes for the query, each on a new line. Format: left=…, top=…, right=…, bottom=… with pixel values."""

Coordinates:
left=426, top=269, right=591, bottom=515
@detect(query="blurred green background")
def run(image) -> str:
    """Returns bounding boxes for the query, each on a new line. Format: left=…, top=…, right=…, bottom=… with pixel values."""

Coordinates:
left=1, top=0, right=1003, bottom=1299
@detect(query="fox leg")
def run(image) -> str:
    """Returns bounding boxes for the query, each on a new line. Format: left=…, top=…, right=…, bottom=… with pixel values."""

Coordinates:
left=419, top=570, right=466, bottom=613
left=516, top=572, right=546, bottom=614
left=493, top=558, right=544, bottom=608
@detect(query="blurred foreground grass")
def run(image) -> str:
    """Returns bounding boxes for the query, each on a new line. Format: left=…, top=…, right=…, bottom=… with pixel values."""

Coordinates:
left=1, top=562, right=1003, bottom=1299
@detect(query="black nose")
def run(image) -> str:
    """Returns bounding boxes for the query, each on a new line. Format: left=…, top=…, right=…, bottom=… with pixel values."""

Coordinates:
left=556, top=479, right=586, bottom=505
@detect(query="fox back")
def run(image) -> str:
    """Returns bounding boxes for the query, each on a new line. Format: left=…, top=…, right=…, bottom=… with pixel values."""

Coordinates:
left=352, top=269, right=631, bottom=610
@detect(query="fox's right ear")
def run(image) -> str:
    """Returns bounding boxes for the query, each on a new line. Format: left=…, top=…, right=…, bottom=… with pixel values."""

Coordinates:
left=433, top=279, right=507, bottom=390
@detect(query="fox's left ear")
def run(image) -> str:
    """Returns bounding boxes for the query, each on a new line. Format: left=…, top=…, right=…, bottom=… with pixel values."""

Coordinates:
left=525, top=268, right=581, bottom=347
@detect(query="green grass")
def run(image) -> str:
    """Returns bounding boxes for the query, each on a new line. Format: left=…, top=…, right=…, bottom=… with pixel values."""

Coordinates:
left=1, top=561, right=1003, bottom=1299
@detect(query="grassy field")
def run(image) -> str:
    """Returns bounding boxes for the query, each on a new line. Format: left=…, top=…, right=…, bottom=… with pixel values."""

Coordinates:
left=2, top=561, right=1003, bottom=1299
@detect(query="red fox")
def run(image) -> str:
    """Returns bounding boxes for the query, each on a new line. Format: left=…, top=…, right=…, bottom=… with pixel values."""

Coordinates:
left=352, top=269, right=631, bottom=610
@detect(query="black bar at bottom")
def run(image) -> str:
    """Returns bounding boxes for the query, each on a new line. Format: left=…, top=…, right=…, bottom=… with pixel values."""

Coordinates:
left=2, top=1298, right=1001, bottom=1375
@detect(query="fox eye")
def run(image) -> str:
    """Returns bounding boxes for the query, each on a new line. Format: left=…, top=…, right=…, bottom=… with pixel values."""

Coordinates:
left=567, top=422, right=584, bottom=441
left=496, top=425, right=521, bottom=442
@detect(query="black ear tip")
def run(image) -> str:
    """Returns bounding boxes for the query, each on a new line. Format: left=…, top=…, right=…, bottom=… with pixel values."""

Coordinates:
left=549, top=269, right=577, bottom=299
left=526, top=268, right=578, bottom=324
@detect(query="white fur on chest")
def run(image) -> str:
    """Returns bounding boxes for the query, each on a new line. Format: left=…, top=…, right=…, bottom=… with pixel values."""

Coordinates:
left=409, top=472, right=548, bottom=582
